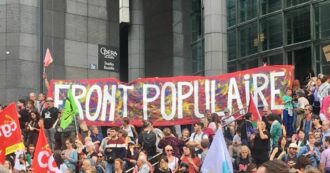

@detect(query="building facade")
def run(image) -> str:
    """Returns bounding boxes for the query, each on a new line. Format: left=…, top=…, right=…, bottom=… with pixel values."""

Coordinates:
left=0, top=0, right=227, bottom=104
left=227, top=0, right=330, bottom=84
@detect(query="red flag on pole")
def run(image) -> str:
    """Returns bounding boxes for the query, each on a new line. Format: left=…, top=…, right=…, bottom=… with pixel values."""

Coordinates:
left=248, top=94, right=262, bottom=121
left=32, top=127, right=60, bottom=173
left=43, top=48, right=53, bottom=67
left=0, top=103, right=25, bottom=163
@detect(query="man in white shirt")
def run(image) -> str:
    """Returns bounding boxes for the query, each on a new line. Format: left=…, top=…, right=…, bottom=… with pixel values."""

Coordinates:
left=187, top=122, right=208, bottom=158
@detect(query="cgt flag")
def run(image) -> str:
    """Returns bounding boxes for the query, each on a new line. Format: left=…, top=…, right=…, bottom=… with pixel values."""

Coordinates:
left=32, top=127, right=60, bottom=173
left=0, top=103, right=25, bottom=163
left=60, top=86, right=78, bottom=130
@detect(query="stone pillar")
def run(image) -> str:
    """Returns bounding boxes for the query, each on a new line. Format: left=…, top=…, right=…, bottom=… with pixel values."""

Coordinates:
left=128, top=0, right=144, bottom=81
left=204, top=0, right=227, bottom=75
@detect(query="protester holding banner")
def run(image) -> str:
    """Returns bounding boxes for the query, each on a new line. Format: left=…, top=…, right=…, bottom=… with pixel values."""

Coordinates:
left=4, top=65, right=330, bottom=172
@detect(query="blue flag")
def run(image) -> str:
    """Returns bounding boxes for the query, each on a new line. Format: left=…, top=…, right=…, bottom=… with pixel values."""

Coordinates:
left=201, top=128, right=233, bottom=173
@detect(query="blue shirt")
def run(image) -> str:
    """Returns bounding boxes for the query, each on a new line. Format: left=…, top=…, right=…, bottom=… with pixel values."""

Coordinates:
left=297, top=145, right=321, bottom=167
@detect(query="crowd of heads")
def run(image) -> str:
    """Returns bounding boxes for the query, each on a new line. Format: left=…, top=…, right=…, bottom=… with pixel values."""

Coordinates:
left=0, top=74, right=330, bottom=173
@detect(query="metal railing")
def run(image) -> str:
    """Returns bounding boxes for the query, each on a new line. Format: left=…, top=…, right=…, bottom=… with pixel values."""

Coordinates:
left=125, top=152, right=163, bottom=173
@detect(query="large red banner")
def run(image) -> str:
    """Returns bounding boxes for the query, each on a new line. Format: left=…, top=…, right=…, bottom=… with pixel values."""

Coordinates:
left=48, top=65, right=294, bottom=126
left=0, top=103, right=25, bottom=162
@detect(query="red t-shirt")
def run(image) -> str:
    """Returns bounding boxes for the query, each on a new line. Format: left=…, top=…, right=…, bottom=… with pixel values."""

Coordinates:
left=181, top=156, right=201, bottom=173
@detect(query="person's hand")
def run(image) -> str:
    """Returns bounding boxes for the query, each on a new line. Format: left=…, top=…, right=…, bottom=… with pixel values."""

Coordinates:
left=130, top=160, right=137, bottom=164
left=42, top=73, right=47, bottom=79
left=188, top=157, right=194, bottom=164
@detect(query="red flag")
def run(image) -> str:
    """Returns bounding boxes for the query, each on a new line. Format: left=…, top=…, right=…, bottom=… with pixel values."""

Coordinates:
left=0, top=103, right=25, bottom=163
left=248, top=94, right=262, bottom=121
left=43, top=48, right=53, bottom=67
left=32, top=127, right=59, bottom=173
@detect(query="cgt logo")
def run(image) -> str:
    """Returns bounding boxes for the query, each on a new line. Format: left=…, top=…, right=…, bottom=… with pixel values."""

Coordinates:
left=0, top=115, right=17, bottom=138
left=37, top=151, right=60, bottom=173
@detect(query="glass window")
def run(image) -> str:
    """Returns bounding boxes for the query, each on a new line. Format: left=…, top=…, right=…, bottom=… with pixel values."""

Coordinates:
left=239, top=22, right=258, bottom=57
left=315, top=3, right=330, bottom=39
left=286, top=7, right=311, bottom=44
left=227, top=0, right=236, bottom=27
left=192, top=41, right=204, bottom=74
left=286, top=0, right=309, bottom=8
left=269, top=54, right=283, bottom=64
left=228, top=30, right=237, bottom=60
left=228, top=62, right=237, bottom=72
left=261, top=0, right=281, bottom=15
left=239, top=0, right=257, bottom=22
left=260, top=15, right=283, bottom=50
left=192, top=0, right=202, bottom=42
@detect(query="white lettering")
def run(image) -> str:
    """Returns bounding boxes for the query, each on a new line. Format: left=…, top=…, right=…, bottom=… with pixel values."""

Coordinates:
left=160, top=82, right=176, bottom=120
left=177, top=82, right=193, bottom=119
left=0, top=121, right=17, bottom=138
left=194, top=81, right=204, bottom=118
left=143, top=84, right=160, bottom=120
left=227, top=78, right=243, bottom=113
left=270, top=72, right=285, bottom=110
left=85, top=85, right=103, bottom=121
left=54, top=84, right=70, bottom=108
left=252, top=73, right=269, bottom=108
left=72, top=84, right=87, bottom=120
left=101, top=85, right=117, bottom=121
left=118, top=85, right=134, bottom=117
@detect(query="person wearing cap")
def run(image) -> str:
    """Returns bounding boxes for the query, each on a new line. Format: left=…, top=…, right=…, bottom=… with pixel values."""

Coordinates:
left=282, top=143, right=299, bottom=169
left=320, top=136, right=330, bottom=173
left=41, top=97, right=59, bottom=150
left=222, top=108, right=235, bottom=126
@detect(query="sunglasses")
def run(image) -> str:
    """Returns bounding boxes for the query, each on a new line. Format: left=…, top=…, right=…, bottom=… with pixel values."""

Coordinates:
left=290, top=148, right=297, bottom=150
left=98, top=155, right=103, bottom=158
left=166, top=149, right=173, bottom=152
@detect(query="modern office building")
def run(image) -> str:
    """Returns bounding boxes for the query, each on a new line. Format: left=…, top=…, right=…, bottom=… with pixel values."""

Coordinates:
left=5, top=0, right=329, bottom=104
left=0, top=0, right=227, bottom=103
left=226, top=0, right=330, bottom=83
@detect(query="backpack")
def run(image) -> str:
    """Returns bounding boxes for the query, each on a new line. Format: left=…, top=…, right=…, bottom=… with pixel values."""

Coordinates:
left=142, top=131, right=156, bottom=155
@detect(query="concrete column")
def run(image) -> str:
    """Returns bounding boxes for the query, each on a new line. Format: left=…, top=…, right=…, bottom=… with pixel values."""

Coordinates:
left=204, top=0, right=227, bottom=75
left=128, top=0, right=144, bottom=81
left=172, top=0, right=192, bottom=75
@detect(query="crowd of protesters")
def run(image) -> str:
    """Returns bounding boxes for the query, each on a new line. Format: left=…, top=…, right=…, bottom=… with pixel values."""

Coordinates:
left=0, top=74, right=330, bottom=173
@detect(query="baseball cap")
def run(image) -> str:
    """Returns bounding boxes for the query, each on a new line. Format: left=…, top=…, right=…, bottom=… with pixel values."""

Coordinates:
left=46, top=97, right=54, bottom=101
left=224, top=108, right=230, bottom=113
left=289, top=143, right=298, bottom=148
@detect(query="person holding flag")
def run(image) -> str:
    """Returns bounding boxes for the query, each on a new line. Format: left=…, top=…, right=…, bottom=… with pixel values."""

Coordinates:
left=201, top=125, right=233, bottom=173
left=32, top=124, right=60, bottom=173
left=59, top=86, right=79, bottom=148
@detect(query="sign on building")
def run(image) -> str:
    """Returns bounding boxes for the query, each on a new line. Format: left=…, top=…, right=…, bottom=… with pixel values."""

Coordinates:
left=98, top=45, right=119, bottom=72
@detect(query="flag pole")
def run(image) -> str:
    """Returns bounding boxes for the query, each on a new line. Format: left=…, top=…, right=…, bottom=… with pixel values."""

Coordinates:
left=74, top=115, right=79, bottom=139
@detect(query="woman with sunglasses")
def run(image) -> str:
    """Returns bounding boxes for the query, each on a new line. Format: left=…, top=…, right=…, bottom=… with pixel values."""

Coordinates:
left=96, top=153, right=106, bottom=173
left=164, top=145, right=179, bottom=172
